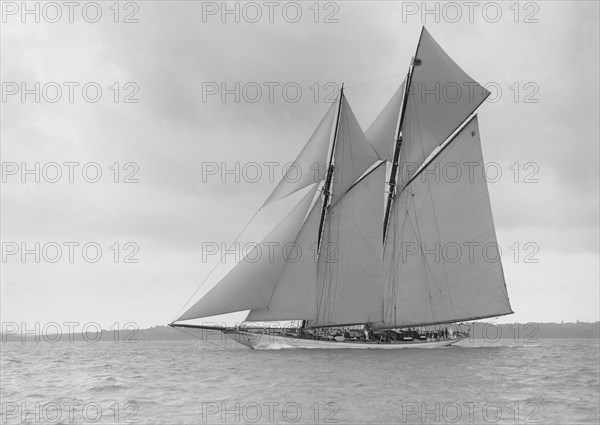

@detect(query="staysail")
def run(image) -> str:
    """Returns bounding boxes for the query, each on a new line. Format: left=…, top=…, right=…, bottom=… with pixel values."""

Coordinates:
left=263, top=102, right=337, bottom=207
left=177, top=184, right=319, bottom=321
left=382, top=116, right=512, bottom=327
left=245, top=200, right=322, bottom=321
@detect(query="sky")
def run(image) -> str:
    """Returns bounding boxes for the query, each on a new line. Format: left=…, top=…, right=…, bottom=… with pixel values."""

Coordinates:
left=1, top=1, right=599, bottom=331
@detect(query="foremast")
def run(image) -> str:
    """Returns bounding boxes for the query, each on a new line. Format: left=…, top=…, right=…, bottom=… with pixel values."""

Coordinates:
left=317, top=84, right=344, bottom=254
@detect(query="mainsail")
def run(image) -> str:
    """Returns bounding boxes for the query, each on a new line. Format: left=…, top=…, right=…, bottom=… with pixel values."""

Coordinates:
left=382, top=116, right=512, bottom=327
left=315, top=162, right=386, bottom=326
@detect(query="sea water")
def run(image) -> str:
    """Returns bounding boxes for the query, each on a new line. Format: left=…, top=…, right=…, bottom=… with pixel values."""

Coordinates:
left=1, top=338, right=598, bottom=424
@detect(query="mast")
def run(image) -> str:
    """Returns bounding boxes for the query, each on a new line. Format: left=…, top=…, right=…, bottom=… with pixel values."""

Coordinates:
left=382, top=28, right=424, bottom=244
left=317, top=84, right=344, bottom=252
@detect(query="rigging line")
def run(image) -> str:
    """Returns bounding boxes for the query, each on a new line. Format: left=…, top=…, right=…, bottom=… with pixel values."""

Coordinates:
left=406, top=188, right=437, bottom=323
left=394, top=192, right=422, bottom=322
left=408, top=188, right=455, bottom=323
left=387, top=190, right=412, bottom=324
left=344, top=74, right=405, bottom=90
left=387, top=196, right=403, bottom=324
left=423, top=156, right=457, bottom=322
left=316, top=214, right=331, bottom=324
left=417, top=182, right=452, bottom=321
left=171, top=207, right=263, bottom=323
left=170, top=324, right=226, bottom=349
left=406, top=179, right=447, bottom=312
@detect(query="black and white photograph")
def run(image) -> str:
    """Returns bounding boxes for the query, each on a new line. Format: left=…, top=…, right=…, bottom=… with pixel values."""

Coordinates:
left=1, top=1, right=599, bottom=424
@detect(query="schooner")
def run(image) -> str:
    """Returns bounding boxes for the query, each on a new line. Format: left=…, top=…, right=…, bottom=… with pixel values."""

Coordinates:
left=170, top=27, right=513, bottom=349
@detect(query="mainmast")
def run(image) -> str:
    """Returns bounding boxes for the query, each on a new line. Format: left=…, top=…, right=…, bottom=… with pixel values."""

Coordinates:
left=382, top=28, right=424, bottom=244
left=317, top=84, right=344, bottom=252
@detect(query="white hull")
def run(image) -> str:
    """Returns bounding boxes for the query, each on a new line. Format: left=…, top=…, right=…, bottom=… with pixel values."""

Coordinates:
left=225, top=331, right=465, bottom=350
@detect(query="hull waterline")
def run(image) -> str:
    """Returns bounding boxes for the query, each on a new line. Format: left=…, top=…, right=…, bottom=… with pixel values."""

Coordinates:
left=225, top=331, right=466, bottom=349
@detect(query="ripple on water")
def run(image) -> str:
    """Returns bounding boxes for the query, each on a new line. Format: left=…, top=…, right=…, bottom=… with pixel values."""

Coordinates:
left=1, top=339, right=598, bottom=424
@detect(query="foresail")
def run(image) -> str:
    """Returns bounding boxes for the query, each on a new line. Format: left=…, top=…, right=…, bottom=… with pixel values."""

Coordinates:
left=365, top=79, right=405, bottom=162
left=177, top=184, right=319, bottom=322
left=245, top=201, right=322, bottom=321
left=263, top=103, right=336, bottom=207
left=315, top=162, right=387, bottom=326
left=382, top=117, right=512, bottom=328
left=398, top=28, right=490, bottom=184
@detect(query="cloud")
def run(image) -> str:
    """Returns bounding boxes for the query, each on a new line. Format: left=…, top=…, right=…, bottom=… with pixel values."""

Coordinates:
left=2, top=1, right=598, bottom=327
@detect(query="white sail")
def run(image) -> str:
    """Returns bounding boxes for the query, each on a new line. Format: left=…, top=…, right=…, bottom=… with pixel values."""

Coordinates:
left=248, top=97, right=384, bottom=323
left=331, top=96, right=381, bottom=204
left=398, top=28, right=490, bottom=183
left=177, top=184, right=319, bottom=321
left=245, top=200, right=322, bottom=321
left=315, top=162, right=387, bottom=326
left=365, top=80, right=405, bottom=162
left=173, top=28, right=514, bottom=335
left=382, top=116, right=512, bottom=327
left=263, top=103, right=336, bottom=207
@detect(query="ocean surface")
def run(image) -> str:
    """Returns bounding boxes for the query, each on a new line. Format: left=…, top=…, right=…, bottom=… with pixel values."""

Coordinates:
left=1, top=338, right=598, bottom=424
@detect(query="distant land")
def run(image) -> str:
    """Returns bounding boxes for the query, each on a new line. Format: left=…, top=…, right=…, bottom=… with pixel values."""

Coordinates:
left=1, top=322, right=599, bottom=342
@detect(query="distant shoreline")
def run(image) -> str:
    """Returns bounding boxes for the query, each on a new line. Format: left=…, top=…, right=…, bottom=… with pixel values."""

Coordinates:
left=2, top=322, right=599, bottom=342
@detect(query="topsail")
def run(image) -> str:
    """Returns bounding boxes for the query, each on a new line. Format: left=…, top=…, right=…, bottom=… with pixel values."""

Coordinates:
left=367, top=28, right=490, bottom=181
